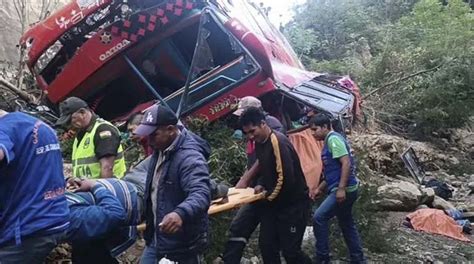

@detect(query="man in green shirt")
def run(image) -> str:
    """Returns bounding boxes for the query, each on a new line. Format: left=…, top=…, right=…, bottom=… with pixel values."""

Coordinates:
left=309, top=114, right=365, bottom=264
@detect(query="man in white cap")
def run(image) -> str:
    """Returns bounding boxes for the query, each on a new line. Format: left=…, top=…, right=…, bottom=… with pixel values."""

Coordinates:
left=222, top=96, right=285, bottom=264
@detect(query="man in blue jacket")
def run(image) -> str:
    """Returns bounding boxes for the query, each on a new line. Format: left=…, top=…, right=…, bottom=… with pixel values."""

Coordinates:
left=309, top=114, right=365, bottom=264
left=0, top=110, right=69, bottom=263
left=134, top=104, right=211, bottom=264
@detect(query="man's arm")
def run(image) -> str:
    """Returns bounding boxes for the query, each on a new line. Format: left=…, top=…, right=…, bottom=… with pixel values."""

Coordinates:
left=310, top=180, right=327, bottom=200
left=338, top=155, right=351, bottom=189
left=266, top=134, right=296, bottom=201
left=235, top=160, right=260, bottom=188
left=68, top=182, right=126, bottom=241
left=99, top=156, right=116, bottom=178
left=0, top=131, right=15, bottom=165
left=327, top=135, right=351, bottom=203
left=160, top=154, right=210, bottom=234
left=174, top=154, right=211, bottom=223
left=94, top=124, right=122, bottom=178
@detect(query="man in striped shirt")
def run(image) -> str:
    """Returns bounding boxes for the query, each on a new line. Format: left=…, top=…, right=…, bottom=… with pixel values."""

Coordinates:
left=239, top=107, right=311, bottom=264
left=65, top=157, right=149, bottom=263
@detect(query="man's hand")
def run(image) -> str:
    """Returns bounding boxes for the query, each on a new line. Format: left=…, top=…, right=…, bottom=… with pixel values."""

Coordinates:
left=254, top=185, right=265, bottom=194
left=159, top=212, right=183, bottom=234
left=309, top=187, right=323, bottom=200
left=66, top=177, right=81, bottom=191
left=336, top=188, right=346, bottom=203
left=75, top=179, right=97, bottom=192
left=236, top=161, right=260, bottom=189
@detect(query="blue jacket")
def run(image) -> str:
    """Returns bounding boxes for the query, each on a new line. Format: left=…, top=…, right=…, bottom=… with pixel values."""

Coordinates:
left=65, top=159, right=149, bottom=257
left=0, top=112, right=69, bottom=246
left=66, top=185, right=126, bottom=243
left=144, top=128, right=211, bottom=255
left=322, top=131, right=358, bottom=192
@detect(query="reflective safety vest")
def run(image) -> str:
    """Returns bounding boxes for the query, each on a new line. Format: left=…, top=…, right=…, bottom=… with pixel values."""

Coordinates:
left=72, top=118, right=126, bottom=179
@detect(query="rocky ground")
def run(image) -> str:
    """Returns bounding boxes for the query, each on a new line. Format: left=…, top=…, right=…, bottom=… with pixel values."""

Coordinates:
left=45, top=128, right=473, bottom=264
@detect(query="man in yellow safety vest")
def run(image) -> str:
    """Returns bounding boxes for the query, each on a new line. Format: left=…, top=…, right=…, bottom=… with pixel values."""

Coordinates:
left=56, top=97, right=126, bottom=180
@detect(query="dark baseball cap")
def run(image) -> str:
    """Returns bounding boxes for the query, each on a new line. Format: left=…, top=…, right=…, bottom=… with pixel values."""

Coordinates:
left=134, top=104, right=178, bottom=136
left=56, top=97, right=88, bottom=126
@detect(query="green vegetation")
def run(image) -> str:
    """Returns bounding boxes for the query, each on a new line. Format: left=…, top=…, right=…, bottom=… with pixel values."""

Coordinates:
left=185, top=117, right=247, bottom=261
left=186, top=117, right=247, bottom=185
left=285, top=0, right=474, bottom=136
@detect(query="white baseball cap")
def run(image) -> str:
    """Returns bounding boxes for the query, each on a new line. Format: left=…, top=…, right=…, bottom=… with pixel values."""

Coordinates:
left=233, top=96, right=262, bottom=116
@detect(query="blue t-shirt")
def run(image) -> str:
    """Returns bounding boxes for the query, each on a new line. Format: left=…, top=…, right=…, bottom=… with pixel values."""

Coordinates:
left=0, top=112, right=69, bottom=246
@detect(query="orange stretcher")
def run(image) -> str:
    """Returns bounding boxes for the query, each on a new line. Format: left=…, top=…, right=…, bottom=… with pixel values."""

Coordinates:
left=137, top=187, right=265, bottom=231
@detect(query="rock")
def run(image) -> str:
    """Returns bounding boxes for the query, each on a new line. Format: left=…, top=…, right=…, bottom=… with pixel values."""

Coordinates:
left=440, top=138, right=450, bottom=146
left=431, top=196, right=455, bottom=210
left=376, top=181, right=422, bottom=211
left=416, top=204, right=429, bottom=210
left=350, top=133, right=445, bottom=177
left=420, top=188, right=435, bottom=205
left=447, top=174, right=457, bottom=182
left=448, top=156, right=460, bottom=165
left=453, top=128, right=474, bottom=150
left=468, top=182, right=474, bottom=193
left=451, top=181, right=462, bottom=187
left=424, top=252, right=434, bottom=263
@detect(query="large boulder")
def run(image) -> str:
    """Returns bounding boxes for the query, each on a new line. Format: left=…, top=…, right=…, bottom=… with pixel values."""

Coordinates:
left=376, top=181, right=422, bottom=211
left=468, top=182, right=474, bottom=193
left=430, top=196, right=455, bottom=210
left=350, top=133, right=457, bottom=177
left=420, top=187, right=435, bottom=205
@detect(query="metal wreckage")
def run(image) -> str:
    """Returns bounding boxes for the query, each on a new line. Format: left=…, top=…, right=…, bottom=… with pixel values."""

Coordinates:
left=19, top=0, right=362, bottom=129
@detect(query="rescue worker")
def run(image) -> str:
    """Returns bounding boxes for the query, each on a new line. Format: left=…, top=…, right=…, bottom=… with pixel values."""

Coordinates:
left=223, top=96, right=285, bottom=263
left=56, top=97, right=126, bottom=179
left=0, top=109, right=69, bottom=263
left=239, top=107, right=311, bottom=264
left=134, top=104, right=211, bottom=264
left=309, top=114, right=365, bottom=263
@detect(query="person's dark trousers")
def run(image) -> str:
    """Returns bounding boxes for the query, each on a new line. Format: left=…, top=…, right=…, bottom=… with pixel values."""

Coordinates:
left=72, top=239, right=118, bottom=264
left=313, top=189, right=366, bottom=264
left=140, top=245, right=203, bottom=264
left=258, top=200, right=312, bottom=264
left=222, top=202, right=260, bottom=264
left=0, top=232, right=64, bottom=264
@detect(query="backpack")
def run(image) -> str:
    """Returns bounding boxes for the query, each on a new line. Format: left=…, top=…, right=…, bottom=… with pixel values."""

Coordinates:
left=424, top=179, right=453, bottom=200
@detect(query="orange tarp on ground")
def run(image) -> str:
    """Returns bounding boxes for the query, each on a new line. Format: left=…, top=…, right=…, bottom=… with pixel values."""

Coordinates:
left=407, top=208, right=471, bottom=242
left=289, top=128, right=323, bottom=191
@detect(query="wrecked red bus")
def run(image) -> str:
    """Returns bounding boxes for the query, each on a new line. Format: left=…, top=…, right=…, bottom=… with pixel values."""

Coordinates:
left=20, top=0, right=362, bottom=128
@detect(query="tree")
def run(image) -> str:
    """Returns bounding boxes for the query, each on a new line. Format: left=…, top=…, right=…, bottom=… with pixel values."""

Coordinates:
left=10, top=0, right=60, bottom=94
left=285, top=0, right=474, bottom=136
